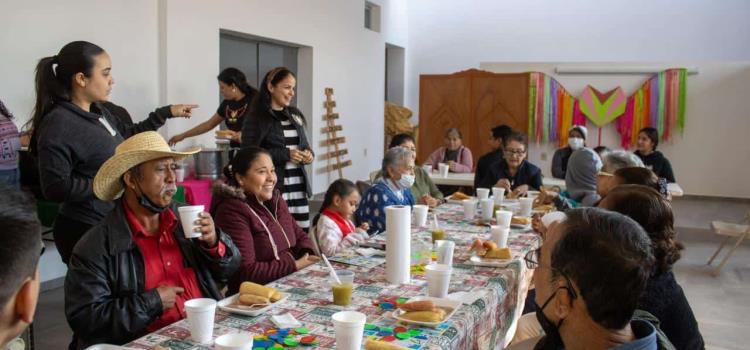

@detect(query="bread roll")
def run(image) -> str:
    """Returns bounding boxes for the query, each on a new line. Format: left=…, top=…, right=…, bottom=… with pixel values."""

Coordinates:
left=239, top=281, right=276, bottom=299
left=270, top=290, right=283, bottom=302
left=399, top=300, right=435, bottom=312
left=482, top=241, right=497, bottom=251
left=239, top=294, right=270, bottom=305
left=484, top=247, right=512, bottom=259
left=365, top=339, right=408, bottom=350
left=400, top=309, right=445, bottom=323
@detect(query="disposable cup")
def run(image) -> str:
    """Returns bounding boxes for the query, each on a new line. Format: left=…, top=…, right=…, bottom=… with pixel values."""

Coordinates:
left=496, top=210, right=513, bottom=228
left=425, top=264, right=452, bottom=298
left=331, top=311, right=366, bottom=350
left=214, top=332, right=254, bottom=350
left=438, top=163, right=449, bottom=177
left=462, top=199, right=477, bottom=220
left=422, top=164, right=433, bottom=174
left=492, top=187, right=505, bottom=205
left=184, top=298, right=216, bottom=344
left=178, top=205, right=204, bottom=238
left=331, top=270, right=355, bottom=306
left=480, top=199, right=494, bottom=221
left=519, top=198, right=534, bottom=217
left=413, top=205, right=429, bottom=227
left=490, top=225, right=510, bottom=248
left=435, top=240, right=455, bottom=266
left=476, top=188, right=490, bottom=200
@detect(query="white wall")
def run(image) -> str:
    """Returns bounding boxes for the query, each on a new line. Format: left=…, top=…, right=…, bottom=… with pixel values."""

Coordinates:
left=405, top=0, right=750, bottom=198
left=480, top=62, right=750, bottom=199
left=1, top=0, right=409, bottom=195
left=0, top=0, right=160, bottom=127
left=162, top=0, right=407, bottom=194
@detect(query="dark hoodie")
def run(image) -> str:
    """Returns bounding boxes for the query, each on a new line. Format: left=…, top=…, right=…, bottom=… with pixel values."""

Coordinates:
left=635, top=150, right=676, bottom=183
left=211, top=183, right=317, bottom=293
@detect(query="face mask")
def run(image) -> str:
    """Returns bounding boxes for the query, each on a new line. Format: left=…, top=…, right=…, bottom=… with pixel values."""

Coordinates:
left=398, top=174, right=415, bottom=189
left=534, top=290, right=566, bottom=350
left=568, top=137, right=584, bottom=150
left=135, top=182, right=168, bottom=214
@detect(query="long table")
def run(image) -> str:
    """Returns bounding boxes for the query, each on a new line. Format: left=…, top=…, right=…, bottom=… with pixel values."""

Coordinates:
left=127, top=204, right=540, bottom=350
left=429, top=172, right=684, bottom=197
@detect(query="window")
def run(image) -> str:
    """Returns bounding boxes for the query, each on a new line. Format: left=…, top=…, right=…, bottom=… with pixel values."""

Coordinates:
left=365, top=1, right=381, bottom=32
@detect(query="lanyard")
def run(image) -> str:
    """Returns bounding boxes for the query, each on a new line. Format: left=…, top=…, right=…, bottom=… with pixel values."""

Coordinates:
left=98, top=117, right=117, bottom=136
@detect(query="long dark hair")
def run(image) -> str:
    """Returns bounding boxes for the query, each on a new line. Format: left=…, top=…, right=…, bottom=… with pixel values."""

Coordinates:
left=253, top=67, right=304, bottom=124
left=223, top=146, right=271, bottom=187
left=217, top=67, right=257, bottom=98
left=312, top=179, right=358, bottom=227
left=28, top=41, right=105, bottom=155
left=601, top=185, right=684, bottom=275
left=639, top=127, right=659, bottom=150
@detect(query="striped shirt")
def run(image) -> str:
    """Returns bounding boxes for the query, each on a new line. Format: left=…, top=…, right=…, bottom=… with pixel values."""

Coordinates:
left=279, top=116, right=310, bottom=230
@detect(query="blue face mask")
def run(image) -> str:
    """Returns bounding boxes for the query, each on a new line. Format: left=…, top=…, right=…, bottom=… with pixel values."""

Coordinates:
left=398, top=174, right=415, bottom=189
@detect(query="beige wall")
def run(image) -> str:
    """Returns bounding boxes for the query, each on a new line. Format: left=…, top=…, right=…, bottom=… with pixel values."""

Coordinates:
left=480, top=62, right=750, bottom=199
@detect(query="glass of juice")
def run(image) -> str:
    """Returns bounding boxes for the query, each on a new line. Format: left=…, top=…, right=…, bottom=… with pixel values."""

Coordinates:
left=431, top=228, right=446, bottom=243
left=331, top=270, right=355, bottom=306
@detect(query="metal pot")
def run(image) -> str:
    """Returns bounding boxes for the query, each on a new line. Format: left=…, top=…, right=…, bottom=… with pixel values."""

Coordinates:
left=193, top=149, right=228, bottom=180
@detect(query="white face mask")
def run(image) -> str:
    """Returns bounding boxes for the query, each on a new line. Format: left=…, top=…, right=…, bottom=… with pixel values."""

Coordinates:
left=568, top=137, right=584, bottom=150
left=398, top=174, right=415, bottom=188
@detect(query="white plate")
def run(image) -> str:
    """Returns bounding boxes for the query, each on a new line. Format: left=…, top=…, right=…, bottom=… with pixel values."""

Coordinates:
left=468, top=255, right=513, bottom=267
left=218, top=292, right=288, bottom=316
left=511, top=223, right=532, bottom=230
left=391, top=296, right=462, bottom=327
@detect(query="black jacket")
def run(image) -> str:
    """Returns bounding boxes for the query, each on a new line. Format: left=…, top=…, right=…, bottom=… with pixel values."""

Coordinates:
left=64, top=200, right=241, bottom=349
left=474, top=150, right=503, bottom=190
left=551, top=146, right=573, bottom=179
left=635, top=150, right=676, bottom=183
left=638, top=271, right=704, bottom=349
left=35, top=101, right=171, bottom=225
left=241, top=106, right=312, bottom=196
left=476, top=159, right=543, bottom=191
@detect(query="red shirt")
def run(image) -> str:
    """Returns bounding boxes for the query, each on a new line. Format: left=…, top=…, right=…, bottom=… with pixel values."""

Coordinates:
left=123, top=202, right=225, bottom=332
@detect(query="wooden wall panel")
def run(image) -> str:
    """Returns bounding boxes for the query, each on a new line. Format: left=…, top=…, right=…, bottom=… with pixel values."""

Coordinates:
left=418, top=69, right=529, bottom=166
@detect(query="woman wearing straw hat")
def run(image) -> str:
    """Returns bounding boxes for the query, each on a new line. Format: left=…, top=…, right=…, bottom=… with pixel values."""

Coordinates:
left=65, top=131, right=240, bottom=349
left=28, top=41, right=198, bottom=264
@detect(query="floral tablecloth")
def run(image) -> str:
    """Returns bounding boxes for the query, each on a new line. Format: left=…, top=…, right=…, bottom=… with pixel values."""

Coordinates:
left=127, top=204, right=540, bottom=350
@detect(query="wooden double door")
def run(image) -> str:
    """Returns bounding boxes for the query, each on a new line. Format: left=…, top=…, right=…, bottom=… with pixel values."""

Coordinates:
left=417, top=69, right=529, bottom=166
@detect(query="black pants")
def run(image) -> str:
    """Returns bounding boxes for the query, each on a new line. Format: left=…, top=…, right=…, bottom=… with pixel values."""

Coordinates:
left=53, top=215, right=93, bottom=265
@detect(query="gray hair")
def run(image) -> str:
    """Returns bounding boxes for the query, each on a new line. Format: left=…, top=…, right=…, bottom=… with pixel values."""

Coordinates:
left=602, top=151, right=645, bottom=173
left=381, top=146, right=414, bottom=178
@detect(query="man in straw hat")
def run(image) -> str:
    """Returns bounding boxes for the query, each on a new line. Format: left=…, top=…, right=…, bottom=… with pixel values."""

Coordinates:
left=64, top=131, right=240, bottom=349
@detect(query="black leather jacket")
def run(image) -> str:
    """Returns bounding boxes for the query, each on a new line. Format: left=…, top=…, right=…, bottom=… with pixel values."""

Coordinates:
left=64, top=200, right=241, bottom=349
left=241, top=106, right=313, bottom=197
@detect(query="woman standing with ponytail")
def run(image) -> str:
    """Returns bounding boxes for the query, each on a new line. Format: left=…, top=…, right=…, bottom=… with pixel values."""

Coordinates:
left=242, top=67, right=314, bottom=231
left=31, top=41, right=198, bottom=264
left=169, top=67, right=258, bottom=148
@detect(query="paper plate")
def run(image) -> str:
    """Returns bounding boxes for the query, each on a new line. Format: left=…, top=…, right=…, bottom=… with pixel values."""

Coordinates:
left=468, top=255, right=514, bottom=267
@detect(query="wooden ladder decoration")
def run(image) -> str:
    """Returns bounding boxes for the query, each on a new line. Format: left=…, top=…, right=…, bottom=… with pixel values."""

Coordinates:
left=323, top=88, right=352, bottom=179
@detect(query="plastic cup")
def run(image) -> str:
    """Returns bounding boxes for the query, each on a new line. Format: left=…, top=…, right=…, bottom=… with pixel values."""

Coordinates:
left=331, top=270, right=355, bottom=306
left=496, top=210, right=513, bottom=228
left=490, top=225, right=510, bottom=248
left=178, top=205, right=204, bottom=238
left=413, top=205, right=429, bottom=227
left=425, top=264, right=452, bottom=298
left=332, top=311, right=366, bottom=350
left=435, top=240, right=455, bottom=266
left=492, top=187, right=505, bottom=205
left=480, top=198, right=494, bottom=221
left=476, top=188, right=490, bottom=200
left=519, top=198, right=534, bottom=217
left=214, top=332, right=254, bottom=350
left=175, top=167, right=185, bottom=182
left=184, top=298, right=216, bottom=344
left=422, top=164, right=433, bottom=174
left=462, top=199, right=477, bottom=220
left=438, top=163, right=449, bottom=177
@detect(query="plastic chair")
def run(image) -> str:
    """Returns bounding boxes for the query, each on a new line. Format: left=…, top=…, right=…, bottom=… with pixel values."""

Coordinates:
left=707, top=211, right=750, bottom=276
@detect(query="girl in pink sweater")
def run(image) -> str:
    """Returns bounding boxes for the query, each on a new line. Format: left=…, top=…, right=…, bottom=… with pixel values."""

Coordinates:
left=313, top=179, right=370, bottom=256
left=425, top=128, right=473, bottom=173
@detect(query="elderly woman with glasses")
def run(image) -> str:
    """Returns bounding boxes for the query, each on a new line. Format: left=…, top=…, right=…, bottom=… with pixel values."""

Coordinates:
left=475, top=131, right=542, bottom=198
left=355, top=146, right=416, bottom=234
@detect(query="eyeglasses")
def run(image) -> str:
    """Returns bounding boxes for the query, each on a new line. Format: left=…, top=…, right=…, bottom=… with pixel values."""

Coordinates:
left=524, top=248, right=579, bottom=299
left=504, top=149, right=526, bottom=156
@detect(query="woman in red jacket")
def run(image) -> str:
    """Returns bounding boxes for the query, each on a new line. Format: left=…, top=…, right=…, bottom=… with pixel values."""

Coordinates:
left=212, top=146, right=319, bottom=293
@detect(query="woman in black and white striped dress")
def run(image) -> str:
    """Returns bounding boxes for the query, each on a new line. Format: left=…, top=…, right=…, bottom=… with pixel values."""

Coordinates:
left=242, top=67, right=314, bottom=230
